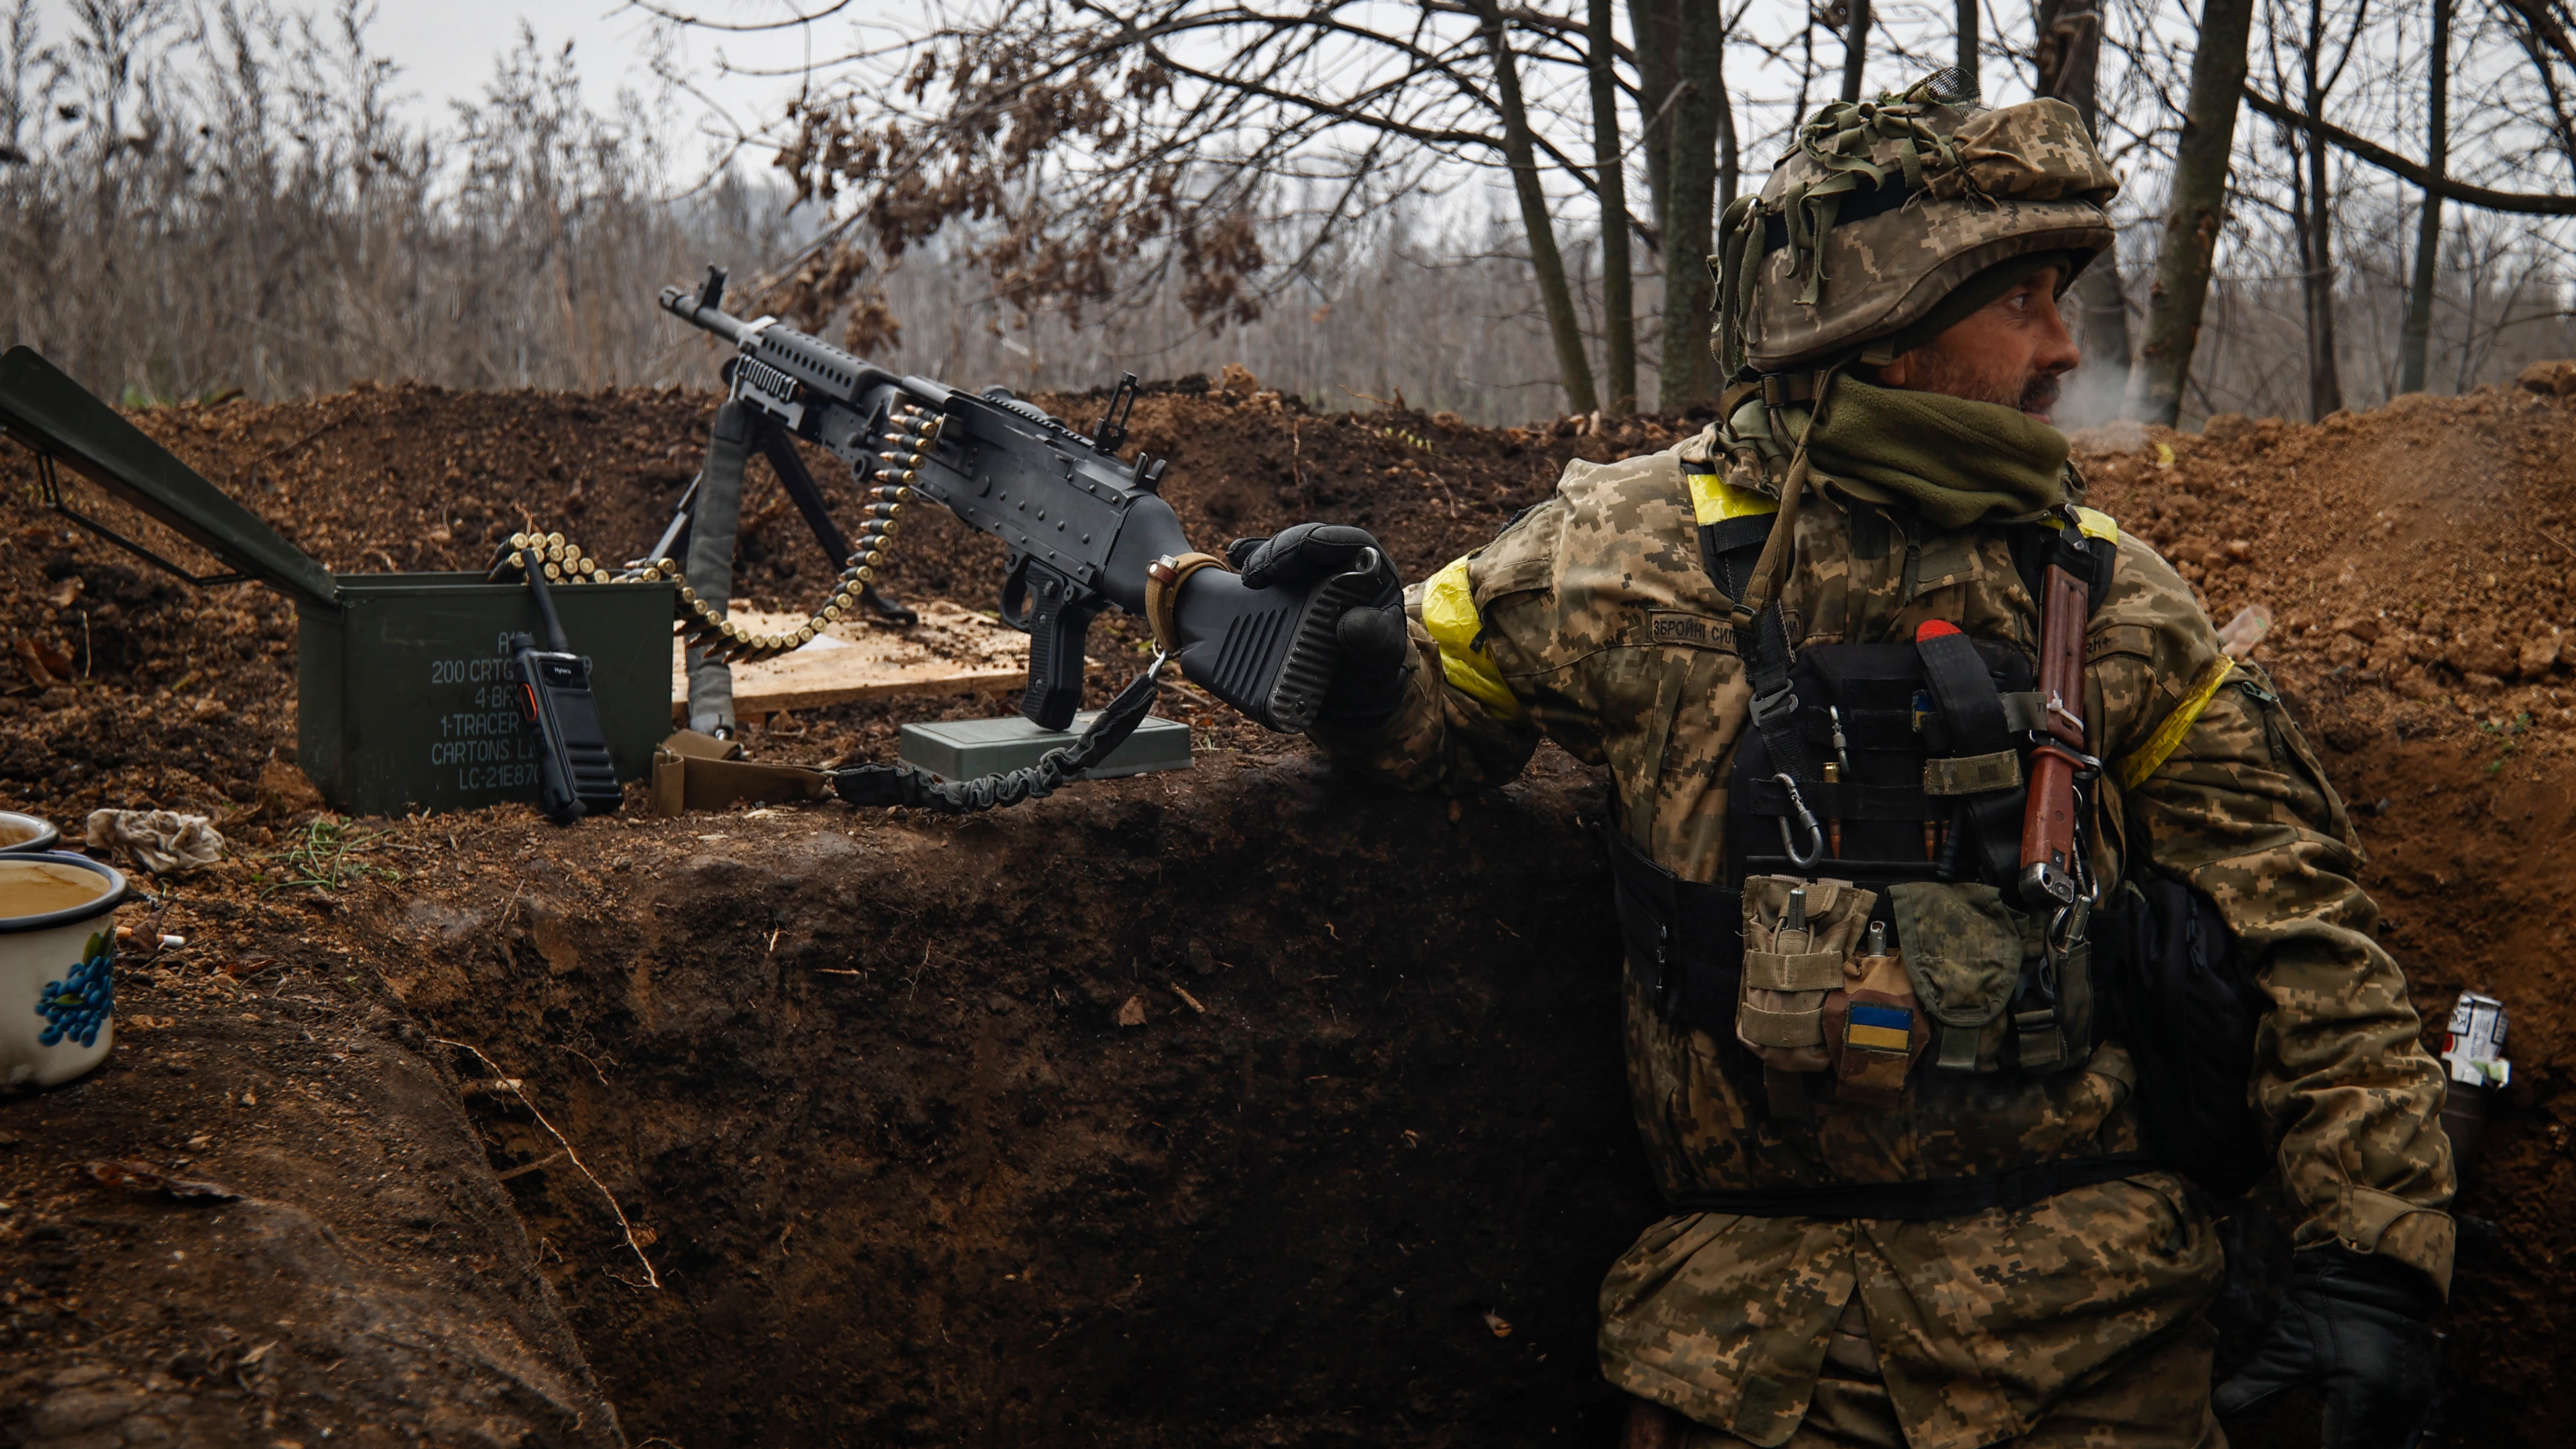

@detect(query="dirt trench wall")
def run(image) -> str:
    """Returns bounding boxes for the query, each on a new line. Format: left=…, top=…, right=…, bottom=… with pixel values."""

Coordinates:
left=355, top=750, right=1657, bottom=1447
left=0, top=975, right=625, bottom=1447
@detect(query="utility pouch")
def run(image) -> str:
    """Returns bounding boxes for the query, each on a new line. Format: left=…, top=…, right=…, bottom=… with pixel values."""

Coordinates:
left=1739, top=875, right=1877, bottom=1069
left=1888, top=880, right=2035, bottom=1073
left=1822, top=941, right=1928, bottom=1107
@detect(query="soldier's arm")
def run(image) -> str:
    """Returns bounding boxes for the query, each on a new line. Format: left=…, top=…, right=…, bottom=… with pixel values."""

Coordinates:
left=1302, top=602, right=1541, bottom=793
left=1307, top=493, right=1602, bottom=793
left=2093, top=543, right=2456, bottom=1295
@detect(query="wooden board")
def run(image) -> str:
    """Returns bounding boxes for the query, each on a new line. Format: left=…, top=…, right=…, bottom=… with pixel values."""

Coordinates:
left=670, top=600, right=1028, bottom=721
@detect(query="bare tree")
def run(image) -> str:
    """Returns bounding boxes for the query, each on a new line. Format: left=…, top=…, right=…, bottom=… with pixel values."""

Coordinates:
left=1841, top=0, right=1871, bottom=102
left=1589, top=0, right=1636, bottom=413
left=2034, top=0, right=2130, bottom=395
left=2269, top=0, right=2371, bottom=418
left=29, top=0, right=2576, bottom=435
left=1714, top=5, right=1740, bottom=216
left=1955, top=0, right=1978, bottom=93
left=0, top=2, right=803, bottom=402
left=2400, top=0, right=2449, bottom=393
left=2495, top=0, right=2576, bottom=189
left=2131, top=0, right=2255, bottom=425
left=1660, top=0, right=1726, bottom=409
left=1630, top=0, right=1678, bottom=245
left=1474, top=0, right=1597, bottom=411
left=657, top=0, right=1671, bottom=414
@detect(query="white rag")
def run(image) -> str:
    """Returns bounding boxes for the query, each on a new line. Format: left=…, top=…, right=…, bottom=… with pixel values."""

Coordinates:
left=83, top=809, right=226, bottom=875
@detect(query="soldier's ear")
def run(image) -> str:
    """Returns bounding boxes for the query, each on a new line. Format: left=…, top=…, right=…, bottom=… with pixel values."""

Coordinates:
left=1874, top=352, right=1917, bottom=388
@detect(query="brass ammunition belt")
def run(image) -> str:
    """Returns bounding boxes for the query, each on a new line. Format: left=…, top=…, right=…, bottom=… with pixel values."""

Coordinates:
left=489, top=521, right=903, bottom=668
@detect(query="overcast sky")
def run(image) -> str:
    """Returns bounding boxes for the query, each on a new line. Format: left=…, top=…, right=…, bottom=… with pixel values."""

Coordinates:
left=373, top=1, right=680, bottom=116
left=30, top=0, right=866, bottom=146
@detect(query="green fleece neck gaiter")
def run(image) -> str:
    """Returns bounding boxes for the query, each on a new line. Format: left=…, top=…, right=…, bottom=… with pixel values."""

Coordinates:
left=1804, top=376, right=2069, bottom=530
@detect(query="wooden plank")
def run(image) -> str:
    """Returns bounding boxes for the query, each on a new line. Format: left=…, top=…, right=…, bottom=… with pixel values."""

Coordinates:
left=671, top=600, right=1029, bottom=721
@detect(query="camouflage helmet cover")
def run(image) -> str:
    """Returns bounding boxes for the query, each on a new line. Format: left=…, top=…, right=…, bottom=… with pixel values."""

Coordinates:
left=1715, top=84, right=2118, bottom=375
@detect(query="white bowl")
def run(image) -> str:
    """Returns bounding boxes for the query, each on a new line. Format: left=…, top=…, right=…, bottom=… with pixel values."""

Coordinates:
left=2, top=852, right=128, bottom=1089
left=0, top=810, right=61, bottom=854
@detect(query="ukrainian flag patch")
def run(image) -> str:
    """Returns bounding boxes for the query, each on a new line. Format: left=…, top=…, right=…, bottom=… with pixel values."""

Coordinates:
left=1846, top=1003, right=1913, bottom=1053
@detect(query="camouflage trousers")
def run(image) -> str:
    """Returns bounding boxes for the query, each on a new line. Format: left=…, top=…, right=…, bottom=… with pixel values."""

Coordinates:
left=1638, top=1307, right=2223, bottom=1449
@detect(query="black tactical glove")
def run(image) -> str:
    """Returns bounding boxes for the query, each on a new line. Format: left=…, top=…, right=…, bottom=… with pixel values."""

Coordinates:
left=2213, top=1248, right=2442, bottom=1449
left=1229, top=523, right=1409, bottom=730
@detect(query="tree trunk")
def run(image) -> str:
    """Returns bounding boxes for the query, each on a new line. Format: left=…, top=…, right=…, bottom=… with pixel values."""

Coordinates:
left=1476, top=0, right=1599, bottom=414
left=1716, top=30, right=1739, bottom=214
left=2033, top=0, right=2100, bottom=110
left=1630, top=0, right=1681, bottom=245
left=1589, top=0, right=1636, bottom=415
left=2287, top=126, right=2316, bottom=387
left=2292, top=141, right=2343, bottom=418
left=2300, top=0, right=2343, bottom=418
left=2400, top=0, right=2450, bottom=393
left=2036, top=0, right=2130, bottom=387
left=2129, top=0, right=2254, bottom=426
left=1955, top=0, right=1978, bottom=94
left=1842, top=0, right=1871, bottom=103
left=1659, top=0, right=1723, bottom=410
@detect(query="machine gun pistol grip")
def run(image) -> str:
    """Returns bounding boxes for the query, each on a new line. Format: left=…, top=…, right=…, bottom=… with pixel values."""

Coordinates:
left=1002, top=560, right=1106, bottom=732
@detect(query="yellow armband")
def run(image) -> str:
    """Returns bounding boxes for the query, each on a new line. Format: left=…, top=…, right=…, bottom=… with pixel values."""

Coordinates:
left=2114, top=656, right=2235, bottom=789
left=1684, top=468, right=1779, bottom=526
left=1421, top=557, right=1522, bottom=719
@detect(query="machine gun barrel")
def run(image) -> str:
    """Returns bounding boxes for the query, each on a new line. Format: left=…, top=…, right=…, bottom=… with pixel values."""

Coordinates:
left=656, top=284, right=760, bottom=347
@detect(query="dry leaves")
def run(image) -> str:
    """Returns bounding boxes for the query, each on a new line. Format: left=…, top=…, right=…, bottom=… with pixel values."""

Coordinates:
left=1115, top=995, right=1147, bottom=1027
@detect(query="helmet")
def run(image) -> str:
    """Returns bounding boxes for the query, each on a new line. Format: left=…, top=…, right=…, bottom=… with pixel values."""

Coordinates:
left=1714, top=73, right=2118, bottom=378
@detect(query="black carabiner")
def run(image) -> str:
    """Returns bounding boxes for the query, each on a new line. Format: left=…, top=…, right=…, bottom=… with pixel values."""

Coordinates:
left=1773, top=772, right=1826, bottom=869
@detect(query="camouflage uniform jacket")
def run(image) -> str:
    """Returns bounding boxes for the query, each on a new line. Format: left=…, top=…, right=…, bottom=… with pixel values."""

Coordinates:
left=1312, top=422, right=2456, bottom=1449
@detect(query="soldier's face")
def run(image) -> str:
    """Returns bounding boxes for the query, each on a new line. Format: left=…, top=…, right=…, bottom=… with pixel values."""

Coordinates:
left=1877, top=267, right=2083, bottom=422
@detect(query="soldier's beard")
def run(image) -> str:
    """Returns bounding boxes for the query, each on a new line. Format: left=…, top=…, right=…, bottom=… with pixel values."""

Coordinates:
left=1900, top=351, right=2066, bottom=421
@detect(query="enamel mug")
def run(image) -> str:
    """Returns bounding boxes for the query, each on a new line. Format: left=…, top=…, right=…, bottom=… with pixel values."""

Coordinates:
left=1, top=851, right=128, bottom=1088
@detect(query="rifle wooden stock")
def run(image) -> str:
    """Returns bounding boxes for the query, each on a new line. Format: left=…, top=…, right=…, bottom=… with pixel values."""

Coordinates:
left=2018, top=562, right=2092, bottom=905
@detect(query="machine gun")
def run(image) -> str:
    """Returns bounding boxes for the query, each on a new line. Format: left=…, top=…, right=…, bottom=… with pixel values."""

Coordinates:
left=657, top=266, right=1380, bottom=736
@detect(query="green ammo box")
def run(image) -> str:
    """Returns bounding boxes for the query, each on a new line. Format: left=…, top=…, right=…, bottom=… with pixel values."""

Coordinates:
left=293, top=577, right=673, bottom=815
left=0, top=347, right=676, bottom=817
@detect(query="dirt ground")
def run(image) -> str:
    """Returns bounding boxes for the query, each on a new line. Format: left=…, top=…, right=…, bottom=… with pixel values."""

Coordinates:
left=1, top=372, right=2570, bottom=1446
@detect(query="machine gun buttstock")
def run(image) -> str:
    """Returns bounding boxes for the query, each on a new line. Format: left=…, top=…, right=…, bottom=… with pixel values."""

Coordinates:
left=1002, top=557, right=1106, bottom=732
left=1165, top=557, right=1382, bottom=734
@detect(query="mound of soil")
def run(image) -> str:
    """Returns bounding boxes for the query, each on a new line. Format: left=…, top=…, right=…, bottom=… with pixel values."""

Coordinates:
left=2, top=374, right=2571, bottom=1447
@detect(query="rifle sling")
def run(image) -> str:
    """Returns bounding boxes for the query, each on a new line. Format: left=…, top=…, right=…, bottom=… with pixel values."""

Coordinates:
left=1723, top=370, right=1842, bottom=787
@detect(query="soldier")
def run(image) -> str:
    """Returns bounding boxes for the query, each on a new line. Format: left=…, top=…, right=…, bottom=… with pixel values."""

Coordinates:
left=1234, top=77, right=2453, bottom=1449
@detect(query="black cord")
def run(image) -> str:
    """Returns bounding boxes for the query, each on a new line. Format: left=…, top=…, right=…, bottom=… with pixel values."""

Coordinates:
left=831, top=655, right=1167, bottom=813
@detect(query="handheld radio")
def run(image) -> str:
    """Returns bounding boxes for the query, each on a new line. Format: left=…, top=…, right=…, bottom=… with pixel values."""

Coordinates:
left=511, top=544, right=622, bottom=823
